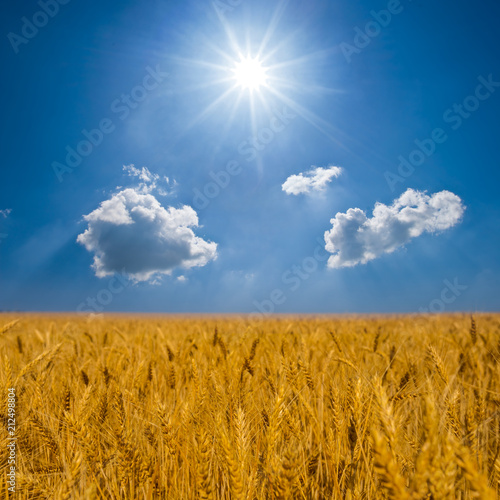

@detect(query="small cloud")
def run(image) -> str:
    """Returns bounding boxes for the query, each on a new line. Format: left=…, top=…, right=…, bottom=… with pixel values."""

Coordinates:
left=282, top=165, right=343, bottom=196
left=123, top=164, right=176, bottom=196
left=324, top=189, right=465, bottom=268
left=177, top=275, right=188, bottom=283
left=77, top=187, right=217, bottom=282
left=124, top=164, right=157, bottom=183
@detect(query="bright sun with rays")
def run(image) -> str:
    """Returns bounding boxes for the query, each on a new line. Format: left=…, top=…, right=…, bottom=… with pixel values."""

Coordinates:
left=233, top=57, right=268, bottom=91
left=184, top=3, right=340, bottom=147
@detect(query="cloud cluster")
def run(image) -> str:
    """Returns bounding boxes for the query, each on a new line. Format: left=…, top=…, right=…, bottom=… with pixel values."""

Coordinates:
left=77, top=188, right=217, bottom=282
left=282, top=166, right=343, bottom=195
left=0, top=209, right=12, bottom=218
left=324, top=189, right=465, bottom=268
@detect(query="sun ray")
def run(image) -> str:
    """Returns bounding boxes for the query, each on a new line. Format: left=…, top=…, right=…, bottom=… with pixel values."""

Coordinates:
left=212, top=5, right=250, bottom=63
left=265, top=86, right=352, bottom=151
left=248, top=89, right=266, bottom=178
left=184, top=86, right=239, bottom=132
left=259, top=25, right=308, bottom=64
left=264, top=46, right=337, bottom=72
left=210, top=91, right=246, bottom=155
left=168, top=54, right=232, bottom=72
left=263, top=86, right=383, bottom=175
left=256, top=0, right=291, bottom=60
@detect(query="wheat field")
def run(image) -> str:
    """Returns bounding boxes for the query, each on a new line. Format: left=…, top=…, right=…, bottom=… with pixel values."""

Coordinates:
left=0, top=314, right=499, bottom=499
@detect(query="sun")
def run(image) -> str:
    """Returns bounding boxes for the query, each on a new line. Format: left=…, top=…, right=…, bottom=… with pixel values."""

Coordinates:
left=183, top=2, right=340, bottom=145
left=233, top=57, right=268, bottom=91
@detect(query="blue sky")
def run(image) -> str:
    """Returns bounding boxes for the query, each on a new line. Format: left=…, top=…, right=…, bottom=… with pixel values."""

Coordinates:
left=1, top=0, right=499, bottom=314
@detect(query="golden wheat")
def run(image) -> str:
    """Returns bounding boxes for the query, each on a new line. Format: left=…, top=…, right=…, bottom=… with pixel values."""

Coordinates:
left=0, top=314, right=499, bottom=499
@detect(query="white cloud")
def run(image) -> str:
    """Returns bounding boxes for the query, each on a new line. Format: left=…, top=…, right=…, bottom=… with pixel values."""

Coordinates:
left=77, top=188, right=217, bottom=282
left=324, top=189, right=465, bottom=268
left=123, top=164, right=176, bottom=196
left=282, top=166, right=343, bottom=195
left=0, top=209, right=12, bottom=218
left=124, top=164, right=157, bottom=184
